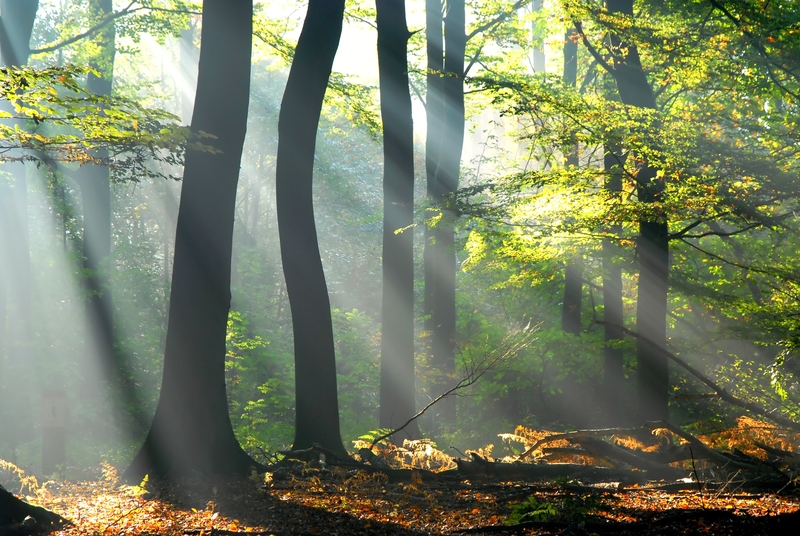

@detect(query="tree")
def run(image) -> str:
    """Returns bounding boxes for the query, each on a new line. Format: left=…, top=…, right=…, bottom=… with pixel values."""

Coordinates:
left=561, top=25, right=582, bottom=336
left=602, top=0, right=669, bottom=422
left=125, top=0, right=260, bottom=479
left=275, top=0, right=348, bottom=456
left=602, top=134, right=626, bottom=422
left=377, top=0, right=419, bottom=438
left=0, top=0, right=38, bottom=448
left=425, top=0, right=465, bottom=428
left=76, top=0, right=116, bottom=390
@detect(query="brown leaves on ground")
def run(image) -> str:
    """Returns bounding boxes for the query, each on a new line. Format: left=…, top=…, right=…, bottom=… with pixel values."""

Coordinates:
left=1, top=462, right=795, bottom=536
left=4, top=419, right=800, bottom=535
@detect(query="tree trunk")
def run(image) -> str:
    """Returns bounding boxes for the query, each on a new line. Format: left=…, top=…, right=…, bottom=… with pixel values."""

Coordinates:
left=77, top=1, right=115, bottom=387
left=423, top=0, right=443, bottom=409
left=602, top=142, right=625, bottom=422
left=561, top=26, right=582, bottom=336
left=606, top=0, right=669, bottom=421
left=275, top=0, right=348, bottom=456
left=377, top=0, right=419, bottom=439
left=0, top=0, right=38, bottom=449
left=425, top=0, right=464, bottom=429
left=124, top=0, right=259, bottom=480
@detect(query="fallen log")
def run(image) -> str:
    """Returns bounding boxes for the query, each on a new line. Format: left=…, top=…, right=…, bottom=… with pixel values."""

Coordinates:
left=516, top=426, right=647, bottom=462
left=454, top=458, right=653, bottom=484
left=644, top=421, right=785, bottom=476
left=573, top=437, right=687, bottom=479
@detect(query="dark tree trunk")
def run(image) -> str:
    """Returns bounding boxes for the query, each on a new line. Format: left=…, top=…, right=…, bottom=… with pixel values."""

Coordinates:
left=561, top=26, right=581, bottom=336
left=275, top=0, right=348, bottom=456
left=377, top=0, right=419, bottom=438
left=602, top=143, right=625, bottom=422
left=425, top=0, right=464, bottom=428
left=561, top=263, right=582, bottom=335
left=0, top=0, right=38, bottom=445
left=124, top=0, right=259, bottom=480
left=606, top=0, right=669, bottom=421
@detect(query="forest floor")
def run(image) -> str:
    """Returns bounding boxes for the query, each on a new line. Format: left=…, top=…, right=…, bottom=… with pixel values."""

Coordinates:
left=13, top=465, right=800, bottom=536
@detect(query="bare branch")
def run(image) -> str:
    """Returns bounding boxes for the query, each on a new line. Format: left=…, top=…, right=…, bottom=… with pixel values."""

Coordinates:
left=29, top=3, right=200, bottom=55
left=370, top=326, right=537, bottom=449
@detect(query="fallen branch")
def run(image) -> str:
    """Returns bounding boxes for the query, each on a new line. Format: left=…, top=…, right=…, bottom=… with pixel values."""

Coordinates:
left=574, top=437, right=686, bottom=479
left=754, top=441, right=800, bottom=465
left=644, top=421, right=785, bottom=476
left=516, top=426, right=647, bottom=461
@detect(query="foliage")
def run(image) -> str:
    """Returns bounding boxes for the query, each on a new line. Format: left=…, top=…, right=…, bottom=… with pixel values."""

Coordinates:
left=450, top=0, right=800, bottom=432
left=0, top=64, right=206, bottom=181
left=506, top=491, right=609, bottom=525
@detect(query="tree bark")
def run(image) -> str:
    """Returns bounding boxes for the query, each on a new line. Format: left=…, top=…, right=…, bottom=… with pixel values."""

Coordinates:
left=423, top=0, right=443, bottom=413
left=377, top=0, right=419, bottom=439
left=602, top=143, right=626, bottom=422
left=275, top=0, right=348, bottom=456
left=425, top=0, right=464, bottom=428
left=606, top=0, right=669, bottom=421
left=124, top=0, right=259, bottom=480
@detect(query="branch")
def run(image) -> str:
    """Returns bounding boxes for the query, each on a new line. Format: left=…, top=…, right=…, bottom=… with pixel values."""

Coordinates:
left=596, top=320, right=800, bottom=433
left=29, top=3, right=201, bottom=55
left=706, top=0, right=800, bottom=100
left=370, top=327, right=537, bottom=449
left=679, top=238, right=797, bottom=281
left=463, top=41, right=486, bottom=78
left=668, top=218, right=706, bottom=240
left=676, top=222, right=761, bottom=240
left=573, top=21, right=614, bottom=74
left=466, top=0, right=529, bottom=42
left=30, top=1, right=138, bottom=54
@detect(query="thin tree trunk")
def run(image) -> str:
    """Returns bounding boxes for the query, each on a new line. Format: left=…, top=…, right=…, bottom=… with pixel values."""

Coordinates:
left=561, top=26, right=582, bottom=336
left=602, top=143, right=625, bottom=422
left=531, top=0, right=544, bottom=72
left=125, top=0, right=259, bottom=480
left=275, top=0, right=348, bottom=456
left=423, top=0, right=443, bottom=369
left=70, top=0, right=116, bottom=401
left=377, top=0, right=419, bottom=438
left=606, top=0, right=669, bottom=421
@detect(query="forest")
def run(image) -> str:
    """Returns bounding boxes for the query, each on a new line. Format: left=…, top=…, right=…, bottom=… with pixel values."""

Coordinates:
left=2, top=0, right=800, bottom=534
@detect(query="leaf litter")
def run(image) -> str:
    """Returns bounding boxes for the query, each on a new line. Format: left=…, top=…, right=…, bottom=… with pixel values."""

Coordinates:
left=5, top=420, right=800, bottom=535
